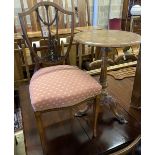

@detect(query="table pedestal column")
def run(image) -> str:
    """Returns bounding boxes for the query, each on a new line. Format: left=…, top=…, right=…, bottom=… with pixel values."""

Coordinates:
left=99, top=47, right=127, bottom=124
left=75, top=47, right=127, bottom=124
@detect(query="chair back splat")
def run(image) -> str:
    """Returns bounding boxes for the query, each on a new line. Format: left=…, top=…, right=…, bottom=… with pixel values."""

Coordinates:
left=18, top=1, right=74, bottom=71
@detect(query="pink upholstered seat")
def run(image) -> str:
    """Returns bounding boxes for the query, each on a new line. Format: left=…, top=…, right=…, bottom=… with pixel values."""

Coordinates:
left=29, top=65, right=102, bottom=111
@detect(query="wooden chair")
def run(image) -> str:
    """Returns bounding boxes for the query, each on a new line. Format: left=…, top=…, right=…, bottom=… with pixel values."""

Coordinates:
left=18, top=2, right=102, bottom=155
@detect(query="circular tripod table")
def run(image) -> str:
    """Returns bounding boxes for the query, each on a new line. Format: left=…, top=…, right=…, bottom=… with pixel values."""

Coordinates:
left=74, top=29, right=141, bottom=123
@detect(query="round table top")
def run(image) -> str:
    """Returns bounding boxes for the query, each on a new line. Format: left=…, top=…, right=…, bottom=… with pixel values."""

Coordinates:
left=74, top=29, right=141, bottom=48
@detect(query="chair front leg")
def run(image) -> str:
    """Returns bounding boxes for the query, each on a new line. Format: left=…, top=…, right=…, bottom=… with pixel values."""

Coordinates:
left=93, top=95, right=100, bottom=138
left=35, top=112, right=48, bottom=155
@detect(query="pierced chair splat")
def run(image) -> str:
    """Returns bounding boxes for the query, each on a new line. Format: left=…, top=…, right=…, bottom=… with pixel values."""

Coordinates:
left=18, top=2, right=102, bottom=155
left=19, top=1, right=74, bottom=71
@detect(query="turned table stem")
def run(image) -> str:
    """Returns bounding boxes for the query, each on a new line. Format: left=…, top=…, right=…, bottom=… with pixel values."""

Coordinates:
left=100, top=47, right=108, bottom=89
left=99, top=47, right=127, bottom=124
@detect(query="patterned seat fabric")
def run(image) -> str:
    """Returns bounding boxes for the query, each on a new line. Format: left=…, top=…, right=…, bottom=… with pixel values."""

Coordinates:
left=29, top=65, right=102, bottom=111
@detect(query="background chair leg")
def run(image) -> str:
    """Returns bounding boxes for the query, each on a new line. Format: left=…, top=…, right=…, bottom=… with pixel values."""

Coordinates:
left=93, top=95, right=100, bottom=138
left=35, top=112, right=48, bottom=155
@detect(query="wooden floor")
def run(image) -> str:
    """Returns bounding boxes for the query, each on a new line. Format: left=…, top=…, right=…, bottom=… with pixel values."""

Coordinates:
left=19, top=75, right=141, bottom=155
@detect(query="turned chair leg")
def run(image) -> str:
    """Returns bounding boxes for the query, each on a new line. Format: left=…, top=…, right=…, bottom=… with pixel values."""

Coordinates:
left=35, top=112, right=48, bottom=155
left=93, top=95, right=100, bottom=138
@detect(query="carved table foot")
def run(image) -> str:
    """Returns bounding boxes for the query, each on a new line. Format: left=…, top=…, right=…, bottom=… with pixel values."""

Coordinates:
left=101, top=93, right=128, bottom=124
left=74, top=103, right=92, bottom=117
left=130, top=105, right=141, bottom=110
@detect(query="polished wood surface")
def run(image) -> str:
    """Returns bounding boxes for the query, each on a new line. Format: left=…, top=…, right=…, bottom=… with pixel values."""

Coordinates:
left=74, top=30, right=141, bottom=48
left=19, top=76, right=141, bottom=155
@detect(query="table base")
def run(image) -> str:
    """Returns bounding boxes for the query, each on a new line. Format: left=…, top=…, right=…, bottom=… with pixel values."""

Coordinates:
left=75, top=92, right=128, bottom=124
left=75, top=47, right=127, bottom=124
